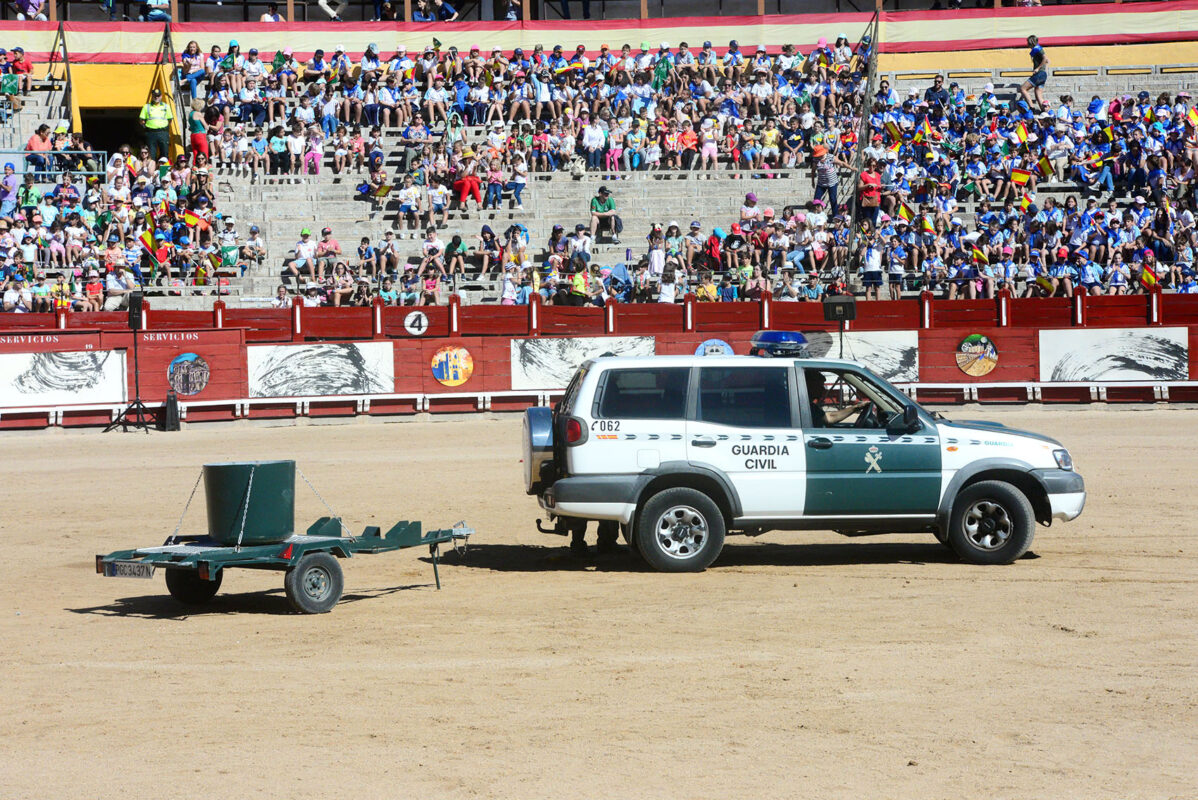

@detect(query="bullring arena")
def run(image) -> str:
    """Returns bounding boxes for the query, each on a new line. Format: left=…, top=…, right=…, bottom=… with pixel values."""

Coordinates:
left=4, top=409, right=1197, bottom=797
left=3, top=0, right=1198, bottom=796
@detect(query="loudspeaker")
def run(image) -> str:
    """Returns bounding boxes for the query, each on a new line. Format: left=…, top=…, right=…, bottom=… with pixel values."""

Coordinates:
left=128, top=291, right=144, bottom=330
left=822, top=295, right=856, bottom=322
left=163, top=390, right=181, bottom=431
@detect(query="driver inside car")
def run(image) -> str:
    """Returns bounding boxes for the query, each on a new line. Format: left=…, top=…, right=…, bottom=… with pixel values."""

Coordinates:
left=805, top=370, right=871, bottom=426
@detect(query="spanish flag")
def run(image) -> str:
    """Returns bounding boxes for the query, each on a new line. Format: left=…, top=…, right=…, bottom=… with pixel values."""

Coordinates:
left=972, top=246, right=988, bottom=265
left=921, top=216, right=935, bottom=234
left=1143, top=106, right=1155, bottom=123
left=1014, top=121, right=1028, bottom=143
left=897, top=202, right=915, bottom=223
left=1140, top=264, right=1158, bottom=289
left=884, top=121, right=902, bottom=143
left=1036, top=156, right=1053, bottom=180
left=138, top=229, right=155, bottom=253
left=888, top=139, right=902, bottom=155
left=182, top=209, right=210, bottom=231
left=1020, top=191, right=1035, bottom=212
left=1010, top=168, right=1032, bottom=186
left=912, top=117, right=933, bottom=144
left=1189, top=107, right=1198, bottom=128
left=1102, top=125, right=1115, bottom=142
left=1036, top=274, right=1055, bottom=293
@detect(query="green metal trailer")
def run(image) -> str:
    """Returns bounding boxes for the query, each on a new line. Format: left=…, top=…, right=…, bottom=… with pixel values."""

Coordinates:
left=96, top=461, right=472, bottom=614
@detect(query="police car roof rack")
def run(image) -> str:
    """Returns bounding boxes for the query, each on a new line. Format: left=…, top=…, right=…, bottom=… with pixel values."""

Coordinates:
left=749, top=330, right=810, bottom=358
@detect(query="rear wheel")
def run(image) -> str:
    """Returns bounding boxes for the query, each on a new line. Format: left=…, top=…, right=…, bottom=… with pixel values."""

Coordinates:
left=165, top=568, right=222, bottom=605
left=284, top=552, right=344, bottom=614
left=948, top=480, right=1035, bottom=565
left=635, top=487, right=725, bottom=573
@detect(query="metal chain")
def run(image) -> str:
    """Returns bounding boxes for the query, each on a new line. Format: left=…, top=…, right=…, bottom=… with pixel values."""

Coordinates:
left=234, top=464, right=256, bottom=553
left=296, top=466, right=353, bottom=538
left=166, top=468, right=205, bottom=544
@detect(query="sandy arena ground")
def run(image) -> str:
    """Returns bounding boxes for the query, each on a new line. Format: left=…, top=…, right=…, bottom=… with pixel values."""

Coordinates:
left=2, top=406, right=1196, bottom=799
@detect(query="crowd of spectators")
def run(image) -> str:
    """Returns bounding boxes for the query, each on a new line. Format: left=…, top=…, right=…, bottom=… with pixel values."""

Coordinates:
left=845, top=36, right=1198, bottom=299
left=1, top=140, right=264, bottom=313
left=179, top=35, right=870, bottom=204
left=9, top=31, right=1198, bottom=312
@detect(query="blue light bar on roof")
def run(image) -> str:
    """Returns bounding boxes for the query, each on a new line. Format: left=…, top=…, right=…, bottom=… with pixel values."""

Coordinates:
left=749, top=330, right=810, bottom=358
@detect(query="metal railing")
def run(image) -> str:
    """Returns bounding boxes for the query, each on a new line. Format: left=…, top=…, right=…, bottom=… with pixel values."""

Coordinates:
left=43, top=21, right=74, bottom=132
left=0, top=148, right=109, bottom=182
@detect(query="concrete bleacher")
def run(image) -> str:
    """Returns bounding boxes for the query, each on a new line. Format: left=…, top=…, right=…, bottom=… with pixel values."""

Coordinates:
left=882, top=63, right=1198, bottom=105
left=213, top=158, right=821, bottom=306
left=8, top=62, right=1198, bottom=309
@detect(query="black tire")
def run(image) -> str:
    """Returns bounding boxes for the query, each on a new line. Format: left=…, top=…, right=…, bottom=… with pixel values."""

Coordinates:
left=165, top=568, right=222, bottom=605
left=947, top=480, right=1035, bottom=565
left=635, top=487, right=726, bottom=572
left=284, top=552, right=344, bottom=614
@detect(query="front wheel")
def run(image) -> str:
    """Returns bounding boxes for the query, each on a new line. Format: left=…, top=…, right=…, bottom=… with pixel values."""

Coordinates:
left=284, top=552, right=344, bottom=614
left=165, top=568, right=222, bottom=605
left=635, top=487, right=726, bottom=572
left=948, top=480, right=1035, bottom=565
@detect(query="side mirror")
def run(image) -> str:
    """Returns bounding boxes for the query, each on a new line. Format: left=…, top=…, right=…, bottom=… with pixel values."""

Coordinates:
left=902, top=404, right=920, bottom=430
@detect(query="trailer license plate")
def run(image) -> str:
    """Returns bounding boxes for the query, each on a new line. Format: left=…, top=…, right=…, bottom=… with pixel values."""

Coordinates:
left=105, top=561, right=155, bottom=579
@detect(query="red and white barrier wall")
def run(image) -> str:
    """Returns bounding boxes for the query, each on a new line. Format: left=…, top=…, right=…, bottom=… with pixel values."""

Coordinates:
left=2, top=290, right=1197, bottom=429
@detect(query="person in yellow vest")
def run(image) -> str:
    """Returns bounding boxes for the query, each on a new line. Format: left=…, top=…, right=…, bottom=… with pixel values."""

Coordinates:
left=139, top=87, right=174, bottom=163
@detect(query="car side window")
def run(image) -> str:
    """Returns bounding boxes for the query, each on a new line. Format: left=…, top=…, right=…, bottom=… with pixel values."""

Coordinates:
left=697, top=366, right=793, bottom=428
left=594, top=367, right=690, bottom=420
left=803, top=368, right=902, bottom=429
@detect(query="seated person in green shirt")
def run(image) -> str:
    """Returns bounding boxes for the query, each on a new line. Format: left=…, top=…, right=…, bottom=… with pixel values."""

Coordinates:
left=588, top=185, right=619, bottom=244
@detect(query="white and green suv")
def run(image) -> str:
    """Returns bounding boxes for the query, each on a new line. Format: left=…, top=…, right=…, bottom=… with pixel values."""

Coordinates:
left=523, top=345, right=1085, bottom=572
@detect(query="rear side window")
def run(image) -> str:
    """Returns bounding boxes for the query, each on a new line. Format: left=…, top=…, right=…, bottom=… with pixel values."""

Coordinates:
left=698, top=366, right=793, bottom=428
left=594, top=368, right=690, bottom=420
left=558, top=365, right=588, bottom=416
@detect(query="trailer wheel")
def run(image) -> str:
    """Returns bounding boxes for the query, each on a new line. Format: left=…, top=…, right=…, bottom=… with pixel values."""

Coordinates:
left=284, top=552, right=344, bottom=614
left=165, top=568, right=222, bottom=605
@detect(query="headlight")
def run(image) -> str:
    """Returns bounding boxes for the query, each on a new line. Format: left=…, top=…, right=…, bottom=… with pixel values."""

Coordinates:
left=1053, top=449, right=1073, bottom=471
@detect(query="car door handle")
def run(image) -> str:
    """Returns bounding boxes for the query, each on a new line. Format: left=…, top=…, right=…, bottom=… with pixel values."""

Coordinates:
left=807, top=437, right=833, bottom=450
left=691, top=437, right=716, bottom=448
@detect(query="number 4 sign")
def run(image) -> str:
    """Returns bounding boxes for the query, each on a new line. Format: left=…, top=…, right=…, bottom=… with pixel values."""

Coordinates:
left=403, top=311, right=428, bottom=336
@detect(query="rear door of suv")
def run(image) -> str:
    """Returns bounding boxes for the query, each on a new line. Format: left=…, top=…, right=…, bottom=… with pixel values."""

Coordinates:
left=572, top=365, right=692, bottom=475
left=685, top=363, right=806, bottom=517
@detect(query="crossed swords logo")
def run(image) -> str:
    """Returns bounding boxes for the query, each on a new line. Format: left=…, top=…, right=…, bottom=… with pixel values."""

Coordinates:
left=865, top=445, right=883, bottom=473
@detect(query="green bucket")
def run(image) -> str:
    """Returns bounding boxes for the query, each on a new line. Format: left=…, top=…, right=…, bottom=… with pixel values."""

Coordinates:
left=203, top=461, right=295, bottom=545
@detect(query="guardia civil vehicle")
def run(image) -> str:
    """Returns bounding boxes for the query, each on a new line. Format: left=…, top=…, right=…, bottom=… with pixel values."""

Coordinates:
left=523, top=331, right=1086, bottom=572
